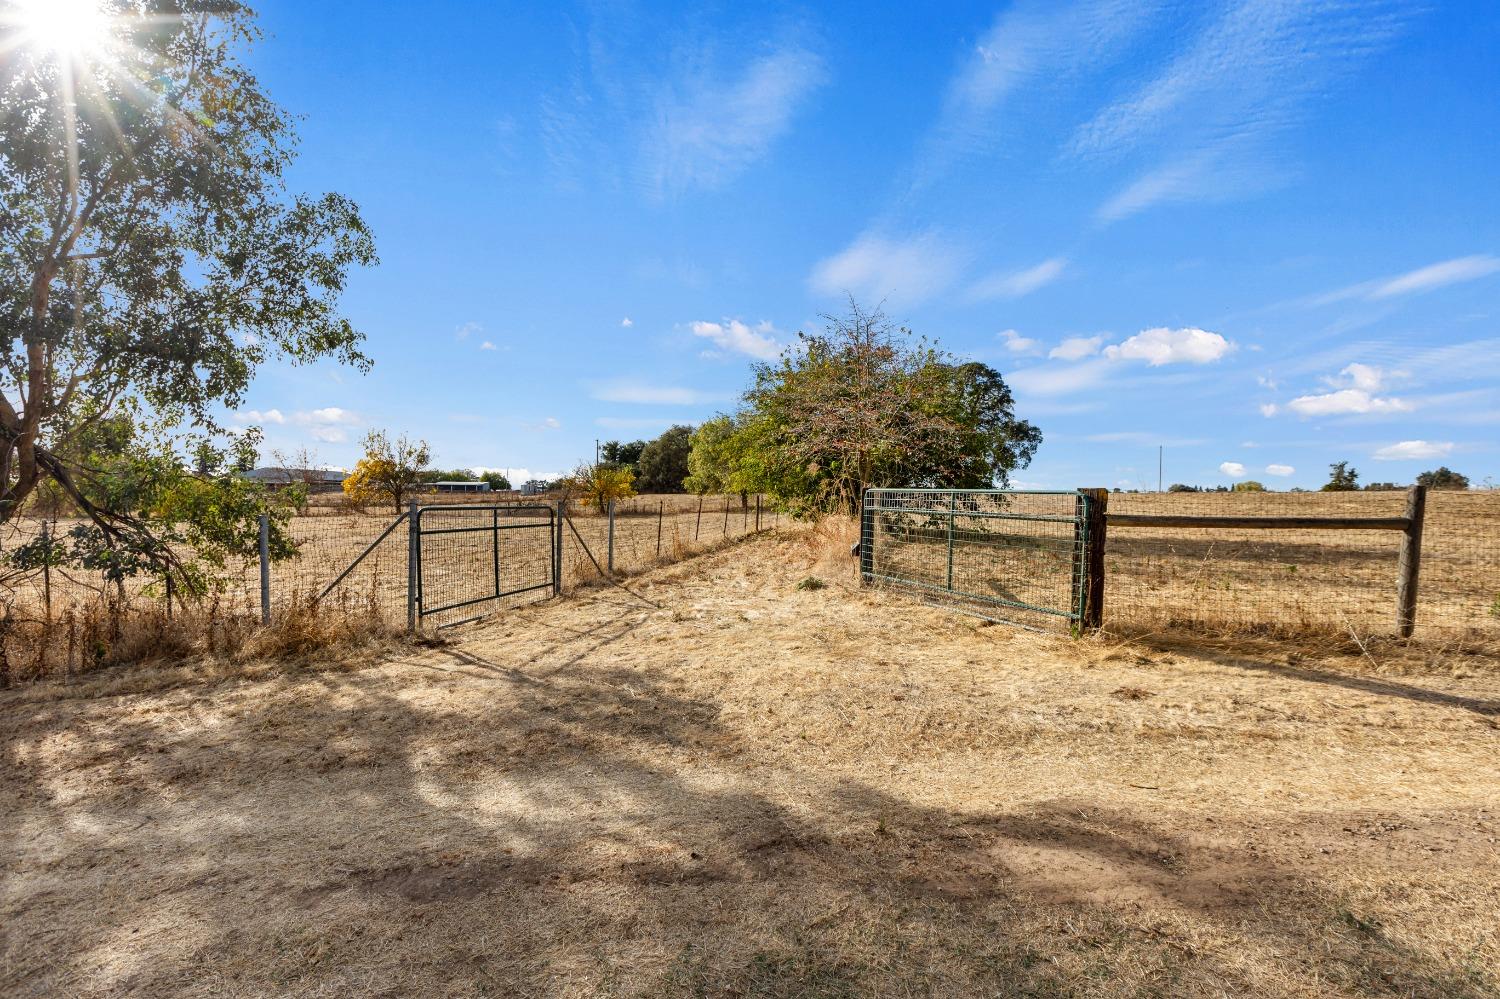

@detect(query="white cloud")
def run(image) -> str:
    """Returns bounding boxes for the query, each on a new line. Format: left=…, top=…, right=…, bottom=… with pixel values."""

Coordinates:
left=1373, top=440, right=1452, bottom=461
left=967, top=257, right=1067, bottom=301
left=998, top=329, right=1041, bottom=354
left=1325, top=362, right=1387, bottom=392
left=1259, top=403, right=1279, bottom=417
left=592, top=381, right=724, bottom=405
left=522, top=417, right=562, bottom=432
left=290, top=407, right=362, bottom=444
left=476, top=466, right=562, bottom=485
left=1049, top=335, right=1105, bottom=361
left=1008, top=358, right=1112, bottom=396
left=479, top=341, right=497, bottom=351
left=809, top=231, right=967, bottom=307
left=621, top=317, right=634, bottom=328
left=1103, top=327, right=1233, bottom=366
left=1285, top=389, right=1412, bottom=417
left=688, top=319, right=782, bottom=360
left=1266, top=463, right=1295, bottom=477
left=1312, top=255, right=1500, bottom=305
left=455, top=322, right=481, bottom=341
left=237, top=408, right=286, bottom=426
left=647, top=44, right=826, bottom=195
left=1219, top=461, right=1247, bottom=478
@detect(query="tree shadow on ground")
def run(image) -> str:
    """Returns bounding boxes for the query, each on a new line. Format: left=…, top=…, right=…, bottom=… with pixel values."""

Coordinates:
left=3, top=603, right=1496, bottom=998
left=1131, top=635, right=1500, bottom=718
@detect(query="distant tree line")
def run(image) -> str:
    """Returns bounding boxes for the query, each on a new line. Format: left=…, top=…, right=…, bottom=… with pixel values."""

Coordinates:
left=1168, top=462, right=1476, bottom=494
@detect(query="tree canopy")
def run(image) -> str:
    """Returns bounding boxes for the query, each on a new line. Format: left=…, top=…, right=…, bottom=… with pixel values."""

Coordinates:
left=343, top=431, right=429, bottom=513
left=1322, top=462, right=1360, bottom=492
left=636, top=425, right=692, bottom=493
left=689, top=304, right=1040, bottom=513
left=1417, top=467, right=1469, bottom=490
left=0, top=1, right=376, bottom=579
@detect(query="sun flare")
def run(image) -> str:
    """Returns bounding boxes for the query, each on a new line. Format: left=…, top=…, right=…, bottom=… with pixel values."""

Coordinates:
left=4, top=0, right=112, bottom=60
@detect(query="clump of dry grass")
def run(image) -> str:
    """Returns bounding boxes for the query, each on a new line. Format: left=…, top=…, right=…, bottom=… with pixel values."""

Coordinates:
left=0, top=588, right=408, bottom=693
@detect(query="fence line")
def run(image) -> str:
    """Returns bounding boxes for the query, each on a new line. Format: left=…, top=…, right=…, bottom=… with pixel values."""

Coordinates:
left=0, top=493, right=778, bottom=683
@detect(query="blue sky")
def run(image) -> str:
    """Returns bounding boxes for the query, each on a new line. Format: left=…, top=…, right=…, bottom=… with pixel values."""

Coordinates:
left=234, top=0, right=1500, bottom=490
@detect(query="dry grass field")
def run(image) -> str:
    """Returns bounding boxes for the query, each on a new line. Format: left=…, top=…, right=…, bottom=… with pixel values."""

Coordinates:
left=4, top=523, right=1498, bottom=998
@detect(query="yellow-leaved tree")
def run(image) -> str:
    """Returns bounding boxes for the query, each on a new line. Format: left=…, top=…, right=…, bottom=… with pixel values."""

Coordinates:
left=556, top=463, right=637, bottom=510
left=343, top=431, right=431, bottom=513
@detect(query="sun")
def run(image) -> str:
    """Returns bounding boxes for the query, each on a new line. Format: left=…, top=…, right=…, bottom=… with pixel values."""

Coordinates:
left=3, top=0, right=113, bottom=60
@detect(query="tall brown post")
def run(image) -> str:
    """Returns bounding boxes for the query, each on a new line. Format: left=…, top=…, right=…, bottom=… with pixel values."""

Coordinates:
left=1397, top=484, right=1426, bottom=638
left=1079, top=488, right=1108, bottom=631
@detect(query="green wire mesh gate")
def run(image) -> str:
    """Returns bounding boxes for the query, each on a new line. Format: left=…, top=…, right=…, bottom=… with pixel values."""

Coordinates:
left=860, top=488, right=1096, bottom=631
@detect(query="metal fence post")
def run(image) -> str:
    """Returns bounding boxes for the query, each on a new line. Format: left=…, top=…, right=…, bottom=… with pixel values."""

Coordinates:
left=755, top=495, right=761, bottom=532
left=656, top=500, right=664, bottom=557
left=406, top=500, right=419, bottom=632
left=946, top=491, right=956, bottom=590
left=554, top=498, right=565, bottom=595
left=1397, top=484, right=1426, bottom=638
left=258, top=513, right=271, bottom=625
left=607, top=499, right=615, bottom=575
left=859, top=490, right=874, bottom=583
left=694, top=495, right=703, bottom=540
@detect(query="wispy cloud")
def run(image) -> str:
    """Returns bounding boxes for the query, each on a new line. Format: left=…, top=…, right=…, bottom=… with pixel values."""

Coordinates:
left=998, top=329, right=1042, bottom=355
left=689, top=319, right=782, bottom=360
left=1081, top=0, right=1415, bottom=220
left=809, top=231, right=968, bottom=307
left=1266, top=463, right=1295, bottom=476
left=1049, top=335, right=1106, bottom=361
left=966, top=257, right=1068, bottom=301
left=1372, top=440, right=1452, bottom=461
left=1284, top=389, right=1412, bottom=418
left=915, top=0, right=1163, bottom=185
left=646, top=43, right=825, bottom=196
left=592, top=381, right=725, bottom=405
left=1307, top=255, right=1500, bottom=306
left=620, top=317, right=634, bottom=328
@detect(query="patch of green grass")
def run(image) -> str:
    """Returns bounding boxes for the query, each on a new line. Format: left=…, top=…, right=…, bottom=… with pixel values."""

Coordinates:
left=795, top=576, right=826, bottom=592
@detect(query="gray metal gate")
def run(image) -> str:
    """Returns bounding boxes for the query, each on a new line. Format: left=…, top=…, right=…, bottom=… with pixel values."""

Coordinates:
left=860, top=488, right=1097, bottom=631
left=414, top=504, right=558, bottom=629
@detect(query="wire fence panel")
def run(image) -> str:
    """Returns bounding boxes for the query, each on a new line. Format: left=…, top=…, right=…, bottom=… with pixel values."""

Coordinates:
left=862, top=489, right=1089, bottom=631
left=1103, top=490, right=1500, bottom=640
left=416, top=505, right=555, bottom=630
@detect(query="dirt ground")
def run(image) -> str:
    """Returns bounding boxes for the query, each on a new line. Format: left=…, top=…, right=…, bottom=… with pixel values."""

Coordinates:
left=3, top=526, right=1499, bottom=998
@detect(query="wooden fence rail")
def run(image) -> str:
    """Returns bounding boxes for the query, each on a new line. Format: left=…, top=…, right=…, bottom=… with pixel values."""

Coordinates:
left=1088, top=484, right=1429, bottom=637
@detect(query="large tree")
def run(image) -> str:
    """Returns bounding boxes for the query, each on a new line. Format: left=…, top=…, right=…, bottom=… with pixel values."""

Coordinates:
left=636, top=424, right=692, bottom=493
left=729, top=303, right=1040, bottom=512
left=0, top=2, right=376, bottom=556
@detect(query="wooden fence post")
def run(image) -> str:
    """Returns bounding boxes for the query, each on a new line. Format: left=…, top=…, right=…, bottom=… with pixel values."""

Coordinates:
left=1397, top=484, right=1426, bottom=638
left=1077, top=488, right=1108, bottom=631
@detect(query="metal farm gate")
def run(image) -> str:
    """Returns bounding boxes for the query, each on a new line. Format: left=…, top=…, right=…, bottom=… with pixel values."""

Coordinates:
left=413, top=504, right=559, bottom=629
left=860, top=488, right=1105, bottom=632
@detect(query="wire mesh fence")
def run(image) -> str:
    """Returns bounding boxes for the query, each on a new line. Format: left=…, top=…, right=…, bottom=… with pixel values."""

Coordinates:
left=861, top=489, right=1089, bottom=631
left=0, top=493, right=779, bottom=683
left=1102, top=490, right=1500, bottom=641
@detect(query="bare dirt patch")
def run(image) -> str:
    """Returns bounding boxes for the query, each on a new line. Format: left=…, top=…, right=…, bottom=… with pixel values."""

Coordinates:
left=3, top=525, right=1498, bottom=997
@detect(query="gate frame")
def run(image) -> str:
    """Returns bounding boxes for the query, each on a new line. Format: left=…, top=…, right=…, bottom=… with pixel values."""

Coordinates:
left=409, top=502, right=559, bottom=630
left=860, top=487, right=1104, bottom=632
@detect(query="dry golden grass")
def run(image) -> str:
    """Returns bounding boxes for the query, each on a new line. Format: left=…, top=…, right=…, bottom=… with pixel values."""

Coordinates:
left=3, top=524, right=1499, bottom=997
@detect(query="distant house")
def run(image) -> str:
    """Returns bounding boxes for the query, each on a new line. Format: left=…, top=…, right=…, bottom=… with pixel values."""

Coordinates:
left=433, top=480, right=491, bottom=494
left=520, top=479, right=548, bottom=496
left=242, top=467, right=347, bottom=492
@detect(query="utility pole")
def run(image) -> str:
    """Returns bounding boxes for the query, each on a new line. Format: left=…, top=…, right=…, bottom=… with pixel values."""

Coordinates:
left=1158, top=445, right=1163, bottom=493
left=595, top=439, right=600, bottom=466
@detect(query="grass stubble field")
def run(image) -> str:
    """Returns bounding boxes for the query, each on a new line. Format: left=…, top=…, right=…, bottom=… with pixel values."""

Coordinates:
left=2, top=521, right=1499, bottom=997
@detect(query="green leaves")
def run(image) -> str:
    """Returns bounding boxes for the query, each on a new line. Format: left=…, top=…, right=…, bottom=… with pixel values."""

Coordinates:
left=0, top=1, right=376, bottom=588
